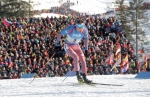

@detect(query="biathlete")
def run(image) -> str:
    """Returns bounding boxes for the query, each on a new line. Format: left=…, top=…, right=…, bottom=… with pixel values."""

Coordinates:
left=55, top=19, right=92, bottom=84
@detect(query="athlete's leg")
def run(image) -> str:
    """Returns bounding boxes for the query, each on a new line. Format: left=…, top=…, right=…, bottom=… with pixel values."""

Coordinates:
left=74, top=45, right=92, bottom=84
left=64, top=44, right=84, bottom=83
left=74, top=45, right=87, bottom=74
left=64, top=44, right=80, bottom=72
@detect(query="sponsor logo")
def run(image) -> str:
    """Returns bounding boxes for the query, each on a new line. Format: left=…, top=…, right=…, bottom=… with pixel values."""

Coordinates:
left=72, top=34, right=81, bottom=38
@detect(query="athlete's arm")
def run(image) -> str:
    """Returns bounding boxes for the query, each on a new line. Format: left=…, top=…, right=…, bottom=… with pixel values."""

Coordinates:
left=56, top=26, right=71, bottom=45
left=83, top=28, right=89, bottom=50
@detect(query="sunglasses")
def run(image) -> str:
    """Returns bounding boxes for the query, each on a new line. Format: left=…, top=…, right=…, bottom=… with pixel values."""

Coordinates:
left=76, top=23, right=84, bottom=28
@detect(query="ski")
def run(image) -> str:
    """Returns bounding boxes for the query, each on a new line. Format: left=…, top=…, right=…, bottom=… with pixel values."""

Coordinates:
left=77, top=82, right=96, bottom=86
left=68, top=82, right=124, bottom=86
left=91, top=82, right=124, bottom=86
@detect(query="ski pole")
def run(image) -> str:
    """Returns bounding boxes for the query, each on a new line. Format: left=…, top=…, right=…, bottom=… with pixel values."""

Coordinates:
left=29, top=77, right=35, bottom=84
left=29, top=74, right=38, bottom=84
left=50, top=52, right=56, bottom=59
left=29, top=52, right=56, bottom=84
left=62, top=68, right=74, bottom=82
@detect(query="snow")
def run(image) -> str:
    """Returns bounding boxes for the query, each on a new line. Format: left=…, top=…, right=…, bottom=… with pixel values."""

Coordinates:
left=33, top=13, right=67, bottom=18
left=0, top=75, right=150, bottom=97
left=23, top=0, right=61, bottom=10
left=69, top=0, right=108, bottom=14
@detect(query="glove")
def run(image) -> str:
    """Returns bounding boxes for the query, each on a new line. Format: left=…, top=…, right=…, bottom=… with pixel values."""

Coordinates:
left=85, top=50, right=88, bottom=58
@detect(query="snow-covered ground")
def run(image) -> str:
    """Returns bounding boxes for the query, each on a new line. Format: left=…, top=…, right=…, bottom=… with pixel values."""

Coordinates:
left=0, top=75, right=150, bottom=97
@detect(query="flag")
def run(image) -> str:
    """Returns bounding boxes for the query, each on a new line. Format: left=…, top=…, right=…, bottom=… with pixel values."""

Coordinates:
left=114, top=56, right=121, bottom=66
left=120, top=54, right=128, bottom=66
left=106, top=54, right=114, bottom=65
left=143, top=55, right=148, bottom=68
left=124, top=54, right=128, bottom=61
left=144, top=60, right=148, bottom=68
left=121, top=62, right=129, bottom=73
left=3, top=19, right=12, bottom=26
left=116, top=52, right=121, bottom=60
left=111, top=57, right=121, bottom=71
left=115, top=46, right=121, bottom=55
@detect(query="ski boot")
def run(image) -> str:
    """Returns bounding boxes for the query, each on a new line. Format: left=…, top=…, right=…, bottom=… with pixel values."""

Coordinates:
left=76, top=71, right=84, bottom=83
left=82, top=73, right=93, bottom=84
left=77, top=75, right=84, bottom=83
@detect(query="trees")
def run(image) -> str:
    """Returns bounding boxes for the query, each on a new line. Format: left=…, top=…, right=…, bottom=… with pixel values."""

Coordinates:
left=129, top=0, right=148, bottom=57
left=115, top=0, right=149, bottom=57
left=115, top=0, right=133, bottom=41
left=0, top=0, right=33, bottom=18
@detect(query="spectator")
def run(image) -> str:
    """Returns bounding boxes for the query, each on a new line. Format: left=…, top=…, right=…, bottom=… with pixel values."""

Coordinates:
left=12, top=73, right=19, bottom=79
left=0, top=73, right=2, bottom=79
left=2, top=73, right=9, bottom=79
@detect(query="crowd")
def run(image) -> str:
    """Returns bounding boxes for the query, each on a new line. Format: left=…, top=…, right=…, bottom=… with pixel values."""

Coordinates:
left=144, top=2, right=150, bottom=10
left=0, top=2, right=150, bottom=80
left=0, top=15, right=149, bottom=80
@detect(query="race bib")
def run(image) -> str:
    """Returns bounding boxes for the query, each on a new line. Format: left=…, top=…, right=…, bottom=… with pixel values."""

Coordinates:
left=66, top=34, right=80, bottom=43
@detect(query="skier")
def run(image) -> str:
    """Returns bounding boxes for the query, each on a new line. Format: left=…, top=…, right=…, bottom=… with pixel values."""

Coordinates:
left=55, top=19, right=92, bottom=84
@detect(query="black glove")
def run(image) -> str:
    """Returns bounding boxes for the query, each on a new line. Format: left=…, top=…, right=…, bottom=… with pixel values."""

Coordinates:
left=85, top=50, right=88, bottom=58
